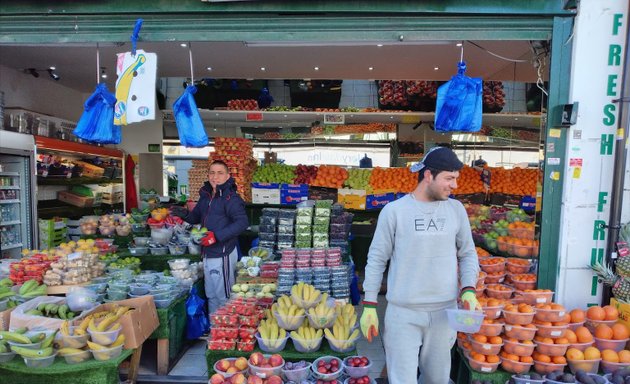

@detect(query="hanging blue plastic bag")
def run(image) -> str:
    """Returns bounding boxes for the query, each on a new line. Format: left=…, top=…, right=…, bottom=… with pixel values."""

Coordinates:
left=73, top=83, right=121, bottom=144
left=434, top=62, right=482, bottom=133
left=186, top=286, right=209, bottom=339
left=173, top=85, right=209, bottom=147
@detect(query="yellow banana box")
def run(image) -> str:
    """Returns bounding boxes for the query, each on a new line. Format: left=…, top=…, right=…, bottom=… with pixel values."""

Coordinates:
left=72, top=296, right=158, bottom=349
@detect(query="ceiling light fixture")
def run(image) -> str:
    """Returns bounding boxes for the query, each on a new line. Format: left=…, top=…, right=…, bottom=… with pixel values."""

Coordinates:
left=180, top=43, right=187, bottom=47
left=49, top=66, right=56, bottom=71
left=368, top=67, right=374, bottom=71
left=244, top=40, right=456, bottom=48
left=456, top=42, right=463, bottom=47
left=434, top=66, right=439, bottom=70
left=314, top=67, right=319, bottom=71
left=206, top=67, right=212, bottom=71
left=260, top=67, right=266, bottom=71
left=47, top=69, right=60, bottom=81
left=100, top=67, right=107, bottom=79
left=376, top=44, right=384, bottom=47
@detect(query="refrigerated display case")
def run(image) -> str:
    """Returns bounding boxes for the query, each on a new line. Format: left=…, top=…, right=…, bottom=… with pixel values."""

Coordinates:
left=0, top=130, right=37, bottom=258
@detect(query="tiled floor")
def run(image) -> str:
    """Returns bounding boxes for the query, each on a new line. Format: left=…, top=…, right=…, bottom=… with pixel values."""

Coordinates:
left=144, top=296, right=389, bottom=381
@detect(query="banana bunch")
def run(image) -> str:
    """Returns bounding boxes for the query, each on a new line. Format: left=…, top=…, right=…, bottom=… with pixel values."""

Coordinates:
left=18, top=280, right=47, bottom=298
left=0, top=285, right=15, bottom=301
left=272, top=295, right=305, bottom=330
left=25, top=303, right=75, bottom=319
left=290, top=282, right=321, bottom=308
left=307, top=293, right=336, bottom=328
left=257, top=317, right=287, bottom=349
left=324, top=319, right=361, bottom=351
left=59, top=320, right=88, bottom=348
left=290, top=322, right=323, bottom=350
left=335, top=303, right=358, bottom=331
left=6, top=329, right=58, bottom=359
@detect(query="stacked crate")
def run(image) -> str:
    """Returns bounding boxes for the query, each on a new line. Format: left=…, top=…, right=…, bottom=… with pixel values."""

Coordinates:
left=209, top=137, right=257, bottom=202
left=187, top=160, right=209, bottom=201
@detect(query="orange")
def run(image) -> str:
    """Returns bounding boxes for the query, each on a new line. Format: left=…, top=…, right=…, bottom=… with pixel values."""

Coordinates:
left=565, top=329, right=578, bottom=344
left=520, top=356, right=533, bottom=363
left=586, top=306, right=606, bottom=321
left=522, top=339, right=534, bottom=345
left=584, top=346, right=602, bottom=360
left=566, top=348, right=585, bottom=360
left=554, top=337, right=569, bottom=344
left=551, top=356, right=567, bottom=364
left=594, top=324, right=614, bottom=340
left=536, top=354, right=551, bottom=363
left=504, top=353, right=520, bottom=362
left=603, top=305, right=620, bottom=321
left=473, top=334, right=488, bottom=343
left=602, top=349, right=620, bottom=363
left=569, top=309, right=586, bottom=323
left=618, top=350, right=630, bottom=363
left=612, top=323, right=630, bottom=340
left=486, top=354, right=500, bottom=363
left=575, top=326, right=594, bottom=343
left=472, top=353, right=486, bottom=363
left=489, top=336, right=503, bottom=345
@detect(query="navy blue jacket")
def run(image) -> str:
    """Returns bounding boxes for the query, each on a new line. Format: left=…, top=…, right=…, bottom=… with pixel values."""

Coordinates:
left=185, top=178, right=249, bottom=258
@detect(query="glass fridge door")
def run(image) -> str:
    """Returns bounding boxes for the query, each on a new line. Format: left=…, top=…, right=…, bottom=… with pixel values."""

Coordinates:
left=0, top=154, right=34, bottom=258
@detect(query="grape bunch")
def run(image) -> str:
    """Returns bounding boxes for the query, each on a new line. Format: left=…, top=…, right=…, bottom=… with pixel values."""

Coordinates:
left=343, top=168, right=372, bottom=190
left=252, top=163, right=297, bottom=184
left=294, top=164, right=318, bottom=184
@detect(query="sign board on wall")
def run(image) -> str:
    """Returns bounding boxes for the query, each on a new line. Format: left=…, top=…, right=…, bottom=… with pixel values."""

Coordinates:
left=556, top=0, right=628, bottom=309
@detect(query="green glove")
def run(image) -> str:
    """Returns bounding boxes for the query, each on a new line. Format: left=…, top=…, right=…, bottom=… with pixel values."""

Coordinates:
left=359, top=301, right=379, bottom=342
left=461, top=290, right=481, bottom=311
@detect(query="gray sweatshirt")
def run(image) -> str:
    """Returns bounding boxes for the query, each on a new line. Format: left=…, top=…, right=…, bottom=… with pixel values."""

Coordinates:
left=363, top=194, right=479, bottom=310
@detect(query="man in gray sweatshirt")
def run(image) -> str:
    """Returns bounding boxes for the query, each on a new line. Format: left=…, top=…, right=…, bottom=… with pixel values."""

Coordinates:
left=360, top=146, right=480, bottom=384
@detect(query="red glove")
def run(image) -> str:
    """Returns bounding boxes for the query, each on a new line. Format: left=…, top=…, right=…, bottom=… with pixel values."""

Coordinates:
left=200, top=231, right=216, bottom=246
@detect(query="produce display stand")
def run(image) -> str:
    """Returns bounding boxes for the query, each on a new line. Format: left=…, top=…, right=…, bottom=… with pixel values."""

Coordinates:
left=451, top=349, right=512, bottom=384
left=205, top=341, right=356, bottom=374
left=116, top=251, right=202, bottom=272
left=149, top=278, right=205, bottom=376
left=46, top=282, right=88, bottom=295
left=0, top=348, right=137, bottom=384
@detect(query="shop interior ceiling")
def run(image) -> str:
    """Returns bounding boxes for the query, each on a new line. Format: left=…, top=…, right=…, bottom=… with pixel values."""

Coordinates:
left=0, top=40, right=543, bottom=93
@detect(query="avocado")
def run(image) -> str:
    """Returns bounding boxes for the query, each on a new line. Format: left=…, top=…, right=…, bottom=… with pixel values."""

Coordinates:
left=561, top=372, right=575, bottom=383
left=575, top=371, right=595, bottom=384
left=529, top=372, right=543, bottom=380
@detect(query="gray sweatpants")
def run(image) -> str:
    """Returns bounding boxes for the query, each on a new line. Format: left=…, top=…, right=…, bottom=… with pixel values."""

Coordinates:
left=203, top=248, right=238, bottom=315
left=383, top=303, right=457, bottom=384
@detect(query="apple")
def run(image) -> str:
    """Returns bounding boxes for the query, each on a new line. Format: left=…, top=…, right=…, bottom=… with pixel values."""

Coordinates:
left=261, top=363, right=272, bottom=369
left=247, top=377, right=263, bottom=384
left=230, top=373, right=246, bottom=384
left=268, top=354, right=283, bottom=367
left=210, top=373, right=225, bottom=384
left=264, top=376, right=282, bottom=384
left=226, top=366, right=238, bottom=374
left=215, top=359, right=231, bottom=372
left=234, top=357, right=248, bottom=371
left=249, top=352, right=265, bottom=366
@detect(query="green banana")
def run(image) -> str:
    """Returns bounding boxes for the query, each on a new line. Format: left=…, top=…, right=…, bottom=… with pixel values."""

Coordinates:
left=13, top=327, right=27, bottom=334
left=0, top=291, right=16, bottom=300
left=0, top=331, right=32, bottom=344
left=10, top=346, right=53, bottom=358
left=58, top=305, right=68, bottom=320
left=40, top=330, right=57, bottom=349
left=18, top=280, right=37, bottom=296
left=22, top=285, right=47, bottom=298
left=0, top=342, right=7, bottom=353
left=66, top=312, right=75, bottom=319
left=0, top=278, right=13, bottom=287
left=0, top=286, right=11, bottom=294
left=25, top=309, right=43, bottom=316
left=28, top=332, right=46, bottom=343
left=37, top=303, right=47, bottom=312
left=7, top=300, right=16, bottom=309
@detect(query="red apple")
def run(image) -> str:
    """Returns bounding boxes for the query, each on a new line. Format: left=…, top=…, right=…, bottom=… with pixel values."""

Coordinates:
left=234, top=357, right=248, bottom=371
left=215, top=359, right=231, bottom=372
left=226, top=366, right=238, bottom=374
left=267, top=354, right=283, bottom=367
left=210, top=373, right=225, bottom=384
left=230, top=373, right=246, bottom=384
left=249, top=352, right=265, bottom=367
left=264, top=376, right=282, bottom=384
left=247, top=376, right=263, bottom=384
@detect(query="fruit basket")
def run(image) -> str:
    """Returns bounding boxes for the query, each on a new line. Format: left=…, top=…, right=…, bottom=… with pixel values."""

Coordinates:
left=213, top=357, right=248, bottom=378
left=520, top=290, right=554, bottom=305
left=23, top=352, right=58, bottom=368
left=254, top=332, right=289, bottom=353
left=481, top=304, right=504, bottom=320
left=311, top=356, right=343, bottom=381
left=533, top=360, right=567, bottom=375
left=478, top=321, right=504, bottom=337
left=248, top=353, right=285, bottom=378
left=343, top=356, right=372, bottom=378
left=601, top=359, right=630, bottom=374
left=502, top=309, right=536, bottom=325
left=485, top=284, right=514, bottom=300
left=291, top=334, right=324, bottom=353
left=445, top=309, right=483, bottom=333
left=273, top=311, right=306, bottom=331
left=535, top=340, right=569, bottom=356
left=568, top=340, right=594, bottom=352
left=503, top=339, right=536, bottom=357
left=468, top=356, right=501, bottom=373
left=500, top=358, right=533, bottom=374
left=282, top=361, right=312, bottom=381
left=567, top=358, right=601, bottom=374
left=469, top=337, right=503, bottom=355
left=594, top=337, right=629, bottom=352
left=504, top=324, right=538, bottom=340
left=535, top=323, right=568, bottom=338
left=90, top=344, right=123, bottom=361
left=511, top=373, right=545, bottom=384
left=325, top=333, right=361, bottom=353
left=534, top=307, right=567, bottom=323
left=506, top=258, right=532, bottom=274
left=62, top=350, right=92, bottom=364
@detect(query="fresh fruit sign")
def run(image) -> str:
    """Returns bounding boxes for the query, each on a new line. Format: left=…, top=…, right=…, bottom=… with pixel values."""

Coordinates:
left=556, top=0, right=628, bottom=309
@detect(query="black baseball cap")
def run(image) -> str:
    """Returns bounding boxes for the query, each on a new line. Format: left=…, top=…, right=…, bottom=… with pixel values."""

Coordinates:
left=410, top=146, right=464, bottom=173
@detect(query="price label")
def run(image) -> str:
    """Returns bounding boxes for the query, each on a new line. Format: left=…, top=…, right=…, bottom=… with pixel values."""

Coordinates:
left=495, top=310, right=501, bottom=317
left=246, top=113, right=263, bottom=121
left=68, top=252, right=82, bottom=261
left=551, top=330, right=562, bottom=337
left=482, top=344, right=491, bottom=350
left=481, top=367, right=491, bottom=372
left=536, top=297, right=547, bottom=303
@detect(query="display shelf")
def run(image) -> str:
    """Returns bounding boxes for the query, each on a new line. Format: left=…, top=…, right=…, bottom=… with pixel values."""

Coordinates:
left=0, top=200, right=20, bottom=204
left=37, top=177, right=123, bottom=186
left=46, top=283, right=88, bottom=295
left=2, top=243, right=23, bottom=250
left=165, top=109, right=545, bottom=129
left=0, top=220, right=21, bottom=226
left=0, top=172, right=19, bottom=177
left=37, top=199, right=124, bottom=219
left=0, top=186, right=19, bottom=190
left=34, top=135, right=124, bottom=159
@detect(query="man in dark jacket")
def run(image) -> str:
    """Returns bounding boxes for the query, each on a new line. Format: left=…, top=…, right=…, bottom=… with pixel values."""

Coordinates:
left=173, top=160, right=249, bottom=314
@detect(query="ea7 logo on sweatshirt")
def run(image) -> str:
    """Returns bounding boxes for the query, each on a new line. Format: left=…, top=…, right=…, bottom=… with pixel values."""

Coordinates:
left=414, top=217, right=446, bottom=232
